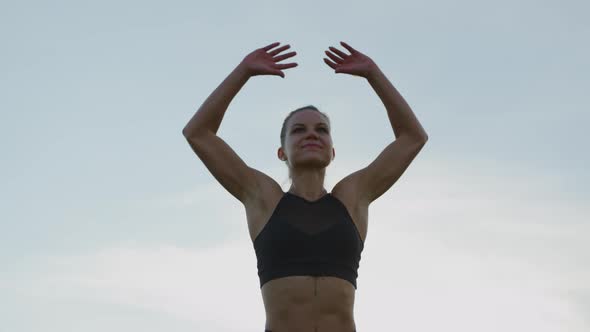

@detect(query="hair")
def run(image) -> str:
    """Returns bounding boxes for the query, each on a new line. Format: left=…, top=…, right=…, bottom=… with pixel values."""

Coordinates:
left=279, top=105, right=331, bottom=187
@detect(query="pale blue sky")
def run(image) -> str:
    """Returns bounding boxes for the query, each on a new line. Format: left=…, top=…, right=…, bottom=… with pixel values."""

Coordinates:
left=1, top=0, right=589, bottom=331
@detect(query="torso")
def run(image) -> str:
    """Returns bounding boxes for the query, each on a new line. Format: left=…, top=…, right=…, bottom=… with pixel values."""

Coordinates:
left=244, top=181, right=368, bottom=332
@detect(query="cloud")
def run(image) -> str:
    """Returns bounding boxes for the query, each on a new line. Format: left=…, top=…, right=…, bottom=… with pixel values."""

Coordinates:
left=14, top=222, right=588, bottom=332
left=24, top=241, right=264, bottom=331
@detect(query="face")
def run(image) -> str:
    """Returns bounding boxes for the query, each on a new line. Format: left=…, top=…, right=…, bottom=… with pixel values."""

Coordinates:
left=278, top=110, right=335, bottom=169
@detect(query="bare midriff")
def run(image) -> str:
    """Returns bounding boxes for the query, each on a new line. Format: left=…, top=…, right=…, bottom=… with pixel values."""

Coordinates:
left=262, top=275, right=357, bottom=331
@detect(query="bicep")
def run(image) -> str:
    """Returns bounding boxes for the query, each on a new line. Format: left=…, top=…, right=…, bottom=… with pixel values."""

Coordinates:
left=340, top=135, right=427, bottom=205
left=184, top=131, right=261, bottom=203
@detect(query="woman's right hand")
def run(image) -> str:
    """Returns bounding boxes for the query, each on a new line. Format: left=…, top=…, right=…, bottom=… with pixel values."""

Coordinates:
left=240, top=42, right=298, bottom=78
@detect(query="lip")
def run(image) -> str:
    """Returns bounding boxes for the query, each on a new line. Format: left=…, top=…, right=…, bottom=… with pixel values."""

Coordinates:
left=302, top=143, right=322, bottom=149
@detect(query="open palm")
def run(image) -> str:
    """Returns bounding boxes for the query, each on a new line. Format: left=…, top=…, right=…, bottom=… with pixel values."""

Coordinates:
left=241, top=42, right=298, bottom=78
left=323, top=41, right=377, bottom=78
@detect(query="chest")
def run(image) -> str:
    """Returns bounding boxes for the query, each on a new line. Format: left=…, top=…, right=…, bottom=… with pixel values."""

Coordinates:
left=246, top=191, right=367, bottom=245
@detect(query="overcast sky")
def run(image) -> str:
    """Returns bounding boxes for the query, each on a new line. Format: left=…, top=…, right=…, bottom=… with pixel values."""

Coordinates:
left=1, top=0, right=589, bottom=331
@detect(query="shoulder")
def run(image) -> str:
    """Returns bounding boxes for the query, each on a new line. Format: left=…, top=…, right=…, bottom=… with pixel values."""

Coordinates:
left=242, top=168, right=284, bottom=215
left=332, top=174, right=370, bottom=219
left=332, top=172, right=369, bottom=209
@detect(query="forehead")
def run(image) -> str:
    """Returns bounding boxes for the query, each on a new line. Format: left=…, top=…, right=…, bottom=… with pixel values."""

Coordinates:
left=289, top=110, right=327, bottom=127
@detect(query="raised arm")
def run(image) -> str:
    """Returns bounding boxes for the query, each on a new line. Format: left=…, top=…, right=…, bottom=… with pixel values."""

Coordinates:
left=324, top=41, right=428, bottom=204
left=182, top=42, right=298, bottom=203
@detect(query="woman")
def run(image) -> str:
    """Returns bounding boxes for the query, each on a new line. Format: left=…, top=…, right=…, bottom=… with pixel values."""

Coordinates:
left=182, top=41, right=428, bottom=332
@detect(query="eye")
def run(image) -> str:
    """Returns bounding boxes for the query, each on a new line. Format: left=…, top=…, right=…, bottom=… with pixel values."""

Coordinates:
left=293, top=127, right=328, bottom=133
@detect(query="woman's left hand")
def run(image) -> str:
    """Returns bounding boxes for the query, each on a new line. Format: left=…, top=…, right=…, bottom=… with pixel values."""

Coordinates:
left=323, top=41, right=378, bottom=78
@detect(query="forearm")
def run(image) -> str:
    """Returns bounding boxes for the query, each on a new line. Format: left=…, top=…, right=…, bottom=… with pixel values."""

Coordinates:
left=366, top=66, right=428, bottom=140
left=182, top=63, right=251, bottom=138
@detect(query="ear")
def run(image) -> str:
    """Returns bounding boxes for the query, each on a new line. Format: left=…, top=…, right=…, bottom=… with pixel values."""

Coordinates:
left=278, top=147, right=285, bottom=161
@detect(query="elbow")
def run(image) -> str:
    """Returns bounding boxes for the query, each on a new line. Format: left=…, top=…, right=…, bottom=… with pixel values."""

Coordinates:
left=416, top=130, right=429, bottom=142
left=182, top=126, right=197, bottom=138
left=183, top=126, right=213, bottom=141
left=403, top=132, right=428, bottom=143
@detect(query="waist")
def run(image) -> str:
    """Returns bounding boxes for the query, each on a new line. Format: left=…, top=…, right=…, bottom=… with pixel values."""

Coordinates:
left=258, top=262, right=359, bottom=289
left=261, top=275, right=356, bottom=317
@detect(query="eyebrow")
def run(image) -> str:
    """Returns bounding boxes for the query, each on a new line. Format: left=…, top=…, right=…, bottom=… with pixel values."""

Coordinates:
left=292, top=123, right=327, bottom=127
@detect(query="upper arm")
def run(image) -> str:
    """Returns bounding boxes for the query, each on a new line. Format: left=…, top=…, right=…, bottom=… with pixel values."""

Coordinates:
left=183, top=131, right=272, bottom=204
left=334, top=134, right=428, bottom=205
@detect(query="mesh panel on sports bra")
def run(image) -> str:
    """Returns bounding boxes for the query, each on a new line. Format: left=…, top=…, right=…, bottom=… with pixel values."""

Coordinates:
left=282, top=193, right=337, bottom=235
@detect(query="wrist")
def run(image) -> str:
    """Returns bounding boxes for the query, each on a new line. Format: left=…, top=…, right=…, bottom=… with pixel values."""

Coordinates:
left=365, top=62, right=381, bottom=81
left=235, top=62, right=252, bottom=79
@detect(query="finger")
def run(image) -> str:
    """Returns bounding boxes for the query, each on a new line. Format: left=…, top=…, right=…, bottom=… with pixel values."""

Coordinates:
left=329, top=46, right=349, bottom=59
left=262, top=42, right=281, bottom=51
left=323, top=58, right=338, bottom=70
left=340, top=41, right=357, bottom=54
left=273, top=51, right=297, bottom=62
left=275, top=62, right=298, bottom=70
left=268, top=44, right=291, bottom=56
left=325, top=50, right=343, bottom=64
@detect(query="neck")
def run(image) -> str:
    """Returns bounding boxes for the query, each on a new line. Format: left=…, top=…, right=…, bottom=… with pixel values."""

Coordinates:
left=288, top=186, right=327, bottom=200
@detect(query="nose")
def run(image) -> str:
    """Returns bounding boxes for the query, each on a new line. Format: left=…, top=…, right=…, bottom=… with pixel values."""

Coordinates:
left=305, top=131, right=320, bottom=139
